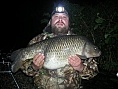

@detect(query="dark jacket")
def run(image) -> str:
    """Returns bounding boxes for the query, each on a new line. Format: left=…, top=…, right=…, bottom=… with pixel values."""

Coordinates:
left=21, top=28, right=99, bottom=89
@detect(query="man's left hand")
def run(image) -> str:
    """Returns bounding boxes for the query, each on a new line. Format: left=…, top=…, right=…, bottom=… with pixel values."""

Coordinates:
left=68, top=55, right=84, bottom=72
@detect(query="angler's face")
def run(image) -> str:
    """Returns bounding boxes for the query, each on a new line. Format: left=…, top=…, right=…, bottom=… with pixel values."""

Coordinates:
left=51, top=13, right=69, bottom=35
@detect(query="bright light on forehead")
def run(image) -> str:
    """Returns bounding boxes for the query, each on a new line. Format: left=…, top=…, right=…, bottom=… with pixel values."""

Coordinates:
left=56, top=7, right=64, bottom=12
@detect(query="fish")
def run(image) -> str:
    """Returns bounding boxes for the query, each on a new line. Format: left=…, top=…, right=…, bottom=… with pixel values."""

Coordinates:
left=10, top=35, right=101, bottom=73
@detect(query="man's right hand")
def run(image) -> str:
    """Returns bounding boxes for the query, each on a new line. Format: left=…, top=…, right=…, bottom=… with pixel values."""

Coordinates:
left=32, top=53, right=45, bottom=70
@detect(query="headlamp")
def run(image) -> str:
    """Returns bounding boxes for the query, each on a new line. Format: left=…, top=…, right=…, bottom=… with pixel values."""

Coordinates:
left=51, top=6, right=69, bottom=16
left=56, top=6, right=65, bottom=12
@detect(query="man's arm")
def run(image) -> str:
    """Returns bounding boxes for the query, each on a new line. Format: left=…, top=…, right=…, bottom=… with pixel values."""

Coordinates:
left=21, top=33, right=46, bottom=76
left=21, top=32, right=56, bottom=76
left=28, top=33, right=45, bottom=45
left=68, top=55, right=99, bottom=80
left=79, top=58, right=99, bottom=80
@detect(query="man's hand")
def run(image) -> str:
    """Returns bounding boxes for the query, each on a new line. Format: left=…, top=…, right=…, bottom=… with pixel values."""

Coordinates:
left=68, top=55, right=84, bottom=72
left=32, top=53, right=45, bottom=70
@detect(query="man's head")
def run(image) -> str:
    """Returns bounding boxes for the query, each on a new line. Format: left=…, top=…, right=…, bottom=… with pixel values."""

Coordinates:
left=50, top=6, right=69, bottom=35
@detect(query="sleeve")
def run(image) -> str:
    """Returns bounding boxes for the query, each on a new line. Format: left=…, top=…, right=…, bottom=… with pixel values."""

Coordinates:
left=79, top=58, right=99, bottom=80
left=21, top=59, right=39, bottom=76
left=28, top=33, right=47, bottom=45
left=20, top=33, right=48, bottom=76
left=28, top=32, right=55, bottom=45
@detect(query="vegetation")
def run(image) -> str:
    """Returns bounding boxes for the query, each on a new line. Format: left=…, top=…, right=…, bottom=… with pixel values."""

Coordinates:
left=41, top=0, right=118, bottom=72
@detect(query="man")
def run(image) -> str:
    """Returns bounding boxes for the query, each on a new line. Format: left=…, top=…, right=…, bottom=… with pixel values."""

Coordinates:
left=21, top=6, right=99, bottom=89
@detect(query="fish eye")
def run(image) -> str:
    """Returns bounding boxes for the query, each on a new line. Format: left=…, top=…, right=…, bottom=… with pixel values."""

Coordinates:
left=94, top=47, right=97, bottom=50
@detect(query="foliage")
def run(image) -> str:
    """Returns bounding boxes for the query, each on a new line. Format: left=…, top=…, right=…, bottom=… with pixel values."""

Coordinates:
left=41, top=0, right=118, bottom=72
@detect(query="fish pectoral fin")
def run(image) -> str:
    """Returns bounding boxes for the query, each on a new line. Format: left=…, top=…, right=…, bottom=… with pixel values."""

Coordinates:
left=76, top=54, right=87, bottom=59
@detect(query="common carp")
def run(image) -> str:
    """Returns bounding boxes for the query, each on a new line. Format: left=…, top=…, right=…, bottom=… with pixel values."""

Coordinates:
left=10, top=35, right=101, bottom=73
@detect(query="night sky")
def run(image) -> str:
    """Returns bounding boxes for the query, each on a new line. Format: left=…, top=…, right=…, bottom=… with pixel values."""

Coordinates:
left=1, top=0, right=115, bottom=51
left=1, top=0, right=57, bottom=51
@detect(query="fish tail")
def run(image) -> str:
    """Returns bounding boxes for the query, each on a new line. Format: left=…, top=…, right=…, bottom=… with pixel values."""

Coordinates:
left=10, top=48, right=23, bottom=73
left=10, top=49, right=22, bottom=61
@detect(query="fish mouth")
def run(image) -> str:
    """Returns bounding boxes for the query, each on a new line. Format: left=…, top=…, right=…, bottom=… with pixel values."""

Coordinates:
left=98, top=51, right=101, bottom=56
left=95, top=51, right=101, bottom=57
left=90, top=51, right=101, bottom=58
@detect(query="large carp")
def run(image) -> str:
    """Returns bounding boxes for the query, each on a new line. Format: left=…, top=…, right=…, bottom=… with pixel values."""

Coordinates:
left=10, top=35, right=101, bottom=73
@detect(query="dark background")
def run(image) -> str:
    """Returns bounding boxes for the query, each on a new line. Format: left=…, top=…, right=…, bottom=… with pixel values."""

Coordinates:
left=2, top=0, right=56, bottom=51
left=0, top=0, right=117, bottom=89
left=1, top=0, right=109, bottom=51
